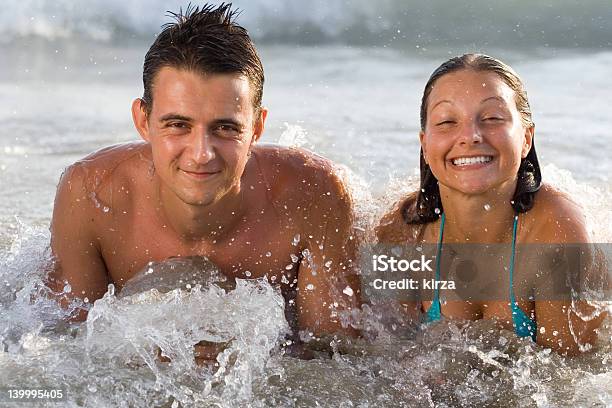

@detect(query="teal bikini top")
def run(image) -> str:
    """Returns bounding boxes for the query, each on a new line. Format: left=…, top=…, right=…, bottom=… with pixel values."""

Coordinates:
left=424, top=213, right=537, bottom=341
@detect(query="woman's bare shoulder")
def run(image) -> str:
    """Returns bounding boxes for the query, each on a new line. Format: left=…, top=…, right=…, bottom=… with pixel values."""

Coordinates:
left=525, top=183, right=589, bottom=243
left=376, top=194, right=424, bottom=244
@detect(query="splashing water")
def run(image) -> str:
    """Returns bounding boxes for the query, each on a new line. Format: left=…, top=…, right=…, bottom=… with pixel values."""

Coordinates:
left=0, top=164, right=611, bottom=407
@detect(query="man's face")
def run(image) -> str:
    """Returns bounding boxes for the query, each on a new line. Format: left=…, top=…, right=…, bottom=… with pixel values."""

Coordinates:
left=133, top=67, right=264, bottom=207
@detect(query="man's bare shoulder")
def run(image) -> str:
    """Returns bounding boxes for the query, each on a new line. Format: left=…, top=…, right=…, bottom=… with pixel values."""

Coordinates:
left=252, top=144, right=346, bottom=201
left=72, top=141, right=149, bottom=175
left=253, top=144, right=337, bottom=178
left=57, top=141, right=150, bottom=212
left=525, top=183, right=589, bottom=243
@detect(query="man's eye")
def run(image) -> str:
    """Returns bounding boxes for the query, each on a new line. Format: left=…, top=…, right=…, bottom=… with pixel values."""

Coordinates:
left=166, top=122, right=189, bottom=129
left=436, top=120, right=455, bottom=126
left=214, top=125, right=240, bottom=136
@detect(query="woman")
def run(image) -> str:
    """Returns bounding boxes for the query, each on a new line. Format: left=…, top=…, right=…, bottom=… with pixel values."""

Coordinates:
left=376, top=54, right=607, bottom=355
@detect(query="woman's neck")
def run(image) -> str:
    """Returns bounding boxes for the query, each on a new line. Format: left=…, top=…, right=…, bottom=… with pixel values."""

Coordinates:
left=438, top=184, right=517, bottom=243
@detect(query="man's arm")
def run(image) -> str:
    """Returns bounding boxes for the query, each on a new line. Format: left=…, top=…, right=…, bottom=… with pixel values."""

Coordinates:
left=47, top=164, right=109, bottom=321
left=296, top=165, right=361, bottom=337
left=375, top=195, right=423, bottom=322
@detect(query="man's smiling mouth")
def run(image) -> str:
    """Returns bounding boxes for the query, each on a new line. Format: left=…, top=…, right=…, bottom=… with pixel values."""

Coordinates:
left=180, top=169, right=221, bottom=179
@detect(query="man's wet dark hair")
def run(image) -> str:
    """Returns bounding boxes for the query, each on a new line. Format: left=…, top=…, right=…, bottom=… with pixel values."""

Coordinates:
left=403, top=53, right=542, bottom=224
left=140, top=3, right=264, bottom=116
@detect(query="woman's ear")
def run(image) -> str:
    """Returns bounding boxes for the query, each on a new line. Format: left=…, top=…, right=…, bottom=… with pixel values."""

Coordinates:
left=132, top=98, right=150, bottom=142
left=522, top=125, right=535, bottom=158
left=419, top=130, right=428, bottom=164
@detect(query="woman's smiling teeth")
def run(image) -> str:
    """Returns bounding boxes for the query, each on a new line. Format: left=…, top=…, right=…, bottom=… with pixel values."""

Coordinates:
left=451, top=156, right=493, bottom=166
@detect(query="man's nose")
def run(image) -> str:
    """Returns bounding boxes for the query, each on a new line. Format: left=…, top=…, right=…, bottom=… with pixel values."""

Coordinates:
left=189, top=131, right=215, bottom=163
left=458, top=120, right=483, bottom=145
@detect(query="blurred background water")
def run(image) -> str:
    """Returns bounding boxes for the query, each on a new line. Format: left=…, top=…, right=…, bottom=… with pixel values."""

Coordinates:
left=0, top=1, right=611, bottom=406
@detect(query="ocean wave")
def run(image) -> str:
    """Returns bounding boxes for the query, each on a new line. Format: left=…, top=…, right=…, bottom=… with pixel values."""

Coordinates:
left=2, top=0, right=612, bottom=47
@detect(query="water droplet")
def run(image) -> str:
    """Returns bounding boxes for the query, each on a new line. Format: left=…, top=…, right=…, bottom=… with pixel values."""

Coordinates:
left=484, top=204, right=491, bottom=211
left=324, top=260, right=332, bottom=268
left=434, top=208, right=441, bottom=214
left=245, top=270, right=252, bottom=277
left=83, top=297, right=89, bottom=303
left=305, top=284, right=315, bottom=290
left=290, top=254, right=299, bottom=263
left=285, top=264, right=293, bottom=270
left=265, top=251, right=272, bottom=257
left=63, top=284, right=72, bottom=293
left=343, top=286, right=354, bottom=296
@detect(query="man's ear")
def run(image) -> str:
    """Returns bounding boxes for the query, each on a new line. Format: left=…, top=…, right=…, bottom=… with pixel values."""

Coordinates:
left=251, top=107, right=268, bottom=145
left=132, top=98, right=150, bottom=142
left=522, top=125, right=535, bottom=158
left=419, top=130, right=428, bottom=163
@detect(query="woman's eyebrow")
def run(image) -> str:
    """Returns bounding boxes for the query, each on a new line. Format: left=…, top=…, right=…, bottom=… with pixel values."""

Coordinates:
left=481, top=96, right=506, bottom=104
left=431, top=99, right=453, bottom=111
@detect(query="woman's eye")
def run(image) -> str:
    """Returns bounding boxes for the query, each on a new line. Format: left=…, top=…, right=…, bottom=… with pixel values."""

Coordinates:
left=483, top=117, right=504, bottom=122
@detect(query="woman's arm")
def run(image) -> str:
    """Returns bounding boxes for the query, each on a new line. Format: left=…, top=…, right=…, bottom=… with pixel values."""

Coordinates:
left=533, top=191, right=608, bottom=355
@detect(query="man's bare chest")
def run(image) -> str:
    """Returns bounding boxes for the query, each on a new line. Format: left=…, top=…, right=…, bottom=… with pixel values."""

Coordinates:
left=97, top=208, right=304, bottom=289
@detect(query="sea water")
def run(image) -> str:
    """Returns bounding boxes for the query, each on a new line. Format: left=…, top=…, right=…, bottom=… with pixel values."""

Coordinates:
left=1, top=1, right=611, bottom=407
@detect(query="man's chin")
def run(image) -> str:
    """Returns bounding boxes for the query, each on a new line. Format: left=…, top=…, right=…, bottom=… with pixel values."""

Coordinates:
left=181, top=195, right=219, bottom=207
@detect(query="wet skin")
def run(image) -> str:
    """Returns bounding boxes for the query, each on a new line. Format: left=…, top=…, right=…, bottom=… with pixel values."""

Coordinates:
left=377, top=69, right=607, bottom=356
left=48, top=68, right=360, bottom=364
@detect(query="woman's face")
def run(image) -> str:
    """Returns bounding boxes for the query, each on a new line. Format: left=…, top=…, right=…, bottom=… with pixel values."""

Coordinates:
left=420, top=69, right=533, bottom=196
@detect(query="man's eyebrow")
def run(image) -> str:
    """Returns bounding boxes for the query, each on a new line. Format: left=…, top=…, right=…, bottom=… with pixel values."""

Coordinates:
left=210, top=118, right=245, bottom=128
left=159, top=113, right=193, bottom=122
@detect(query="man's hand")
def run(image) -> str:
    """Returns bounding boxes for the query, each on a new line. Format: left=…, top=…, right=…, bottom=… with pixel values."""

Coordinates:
left=156, top=340, right=232, bottom=366
left=193, top=340, right=232, bottom=366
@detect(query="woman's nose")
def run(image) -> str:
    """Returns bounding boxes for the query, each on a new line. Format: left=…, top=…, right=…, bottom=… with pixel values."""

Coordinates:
left=458, top=120, right=483, bottom=145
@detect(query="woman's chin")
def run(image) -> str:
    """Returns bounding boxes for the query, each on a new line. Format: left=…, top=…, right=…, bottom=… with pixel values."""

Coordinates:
left=445, top=181, right=496, bottom=197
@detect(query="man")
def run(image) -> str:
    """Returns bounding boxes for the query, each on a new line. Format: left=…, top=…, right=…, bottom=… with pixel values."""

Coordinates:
left=47, top=4, right=360, bottom=362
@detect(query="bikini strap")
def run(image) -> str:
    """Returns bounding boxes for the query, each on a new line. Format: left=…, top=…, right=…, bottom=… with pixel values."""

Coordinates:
left=509, top=214, right=519, bottom=304
left=427, top=213, right=445, bottom=321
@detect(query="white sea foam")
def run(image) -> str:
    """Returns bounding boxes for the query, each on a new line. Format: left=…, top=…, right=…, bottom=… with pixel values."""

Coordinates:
left=1, top=0, right=611, bottom=47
